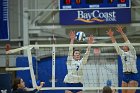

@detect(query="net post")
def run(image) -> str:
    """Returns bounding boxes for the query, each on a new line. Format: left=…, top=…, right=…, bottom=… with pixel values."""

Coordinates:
left=27, top=47, right=37, bottom=88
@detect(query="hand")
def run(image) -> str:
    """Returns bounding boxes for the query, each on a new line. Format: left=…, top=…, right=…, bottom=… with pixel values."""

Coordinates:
left=40, top=82, right=45, bottom=87
left=69, top=31, right=75, bottom=41
left=106, top=29, right=114, bottom=37
left=36, top=82, right=45, bottom=90
left=87, top=35, right=94, bottom=44
left=6, top=51, right=10, bottom=54
left=116, top=25, right=124, bottom=33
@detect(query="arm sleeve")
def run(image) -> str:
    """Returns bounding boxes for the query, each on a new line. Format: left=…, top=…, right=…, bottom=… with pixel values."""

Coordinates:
left=125, top=40, right=136, bottom=54
left=23, top=87, right=38, bottom=93
left=31, top=89, right=38, bottom=93
left=113, top=42, right=123, bottom=55
left=12, top=89, right=31, bottom=93
left=82, top=47, right=90, bottom=64
left=67, top=45, right=73, bottom=65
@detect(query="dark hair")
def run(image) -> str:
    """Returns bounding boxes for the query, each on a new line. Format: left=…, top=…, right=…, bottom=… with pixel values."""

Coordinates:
left=122, top=46, right=129, bottom=51
left=73, top=48, right=80, bottom=56
left=103, top=86, right=112, bottom=93
left=12, top=77, right=22, bottom=90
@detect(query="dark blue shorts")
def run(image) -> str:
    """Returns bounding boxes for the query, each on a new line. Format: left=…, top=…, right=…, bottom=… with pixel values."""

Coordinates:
left=122, top=72, right=139, bottom=83
left=65, top=83, right=83, bottom=93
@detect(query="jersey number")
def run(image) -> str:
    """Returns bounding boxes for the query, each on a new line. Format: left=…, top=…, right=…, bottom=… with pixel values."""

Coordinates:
left=124, top=56, right=127, bottom=61
left=76, top=65, right=79, bottom=71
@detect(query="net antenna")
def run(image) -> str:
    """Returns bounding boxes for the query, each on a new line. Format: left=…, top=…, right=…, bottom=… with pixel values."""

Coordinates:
left=51, top=0, right=57, bottom=88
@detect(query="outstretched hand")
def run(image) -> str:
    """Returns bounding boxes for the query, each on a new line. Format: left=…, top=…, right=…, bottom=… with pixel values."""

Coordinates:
left=40, top=82, right=45, bottom=87
left=87, top=35, right=94, bottom=44
left=69, top=31, right=75, bottom=41
left=36, top=82, right=45, bottom=91
left=116, top=25, right=124, bottom=33
left=106, top=29, right=114, bottom=37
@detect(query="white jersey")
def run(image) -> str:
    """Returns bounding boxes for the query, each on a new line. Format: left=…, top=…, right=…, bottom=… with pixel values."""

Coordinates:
left=64, top=46, right=89, bottom=83
left=113, top=40, right=137, bottom=73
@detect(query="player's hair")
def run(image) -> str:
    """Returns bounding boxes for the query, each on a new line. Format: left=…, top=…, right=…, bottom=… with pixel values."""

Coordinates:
left=12, top=77, right=22, bottom=90
left=73, top=48, right=80, bottom=56
left=125, top=46, right=129, bottom=50
left=103, top=86, right=112, bottom=93
left=122, top=46, right=130, bottom=51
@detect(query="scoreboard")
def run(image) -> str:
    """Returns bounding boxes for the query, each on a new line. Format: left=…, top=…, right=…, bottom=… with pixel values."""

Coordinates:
left=0, top=0, right=9, bottom=40
left=60, top=0, right=130, bottom=9
left=59, top=0, right=131, bottom=25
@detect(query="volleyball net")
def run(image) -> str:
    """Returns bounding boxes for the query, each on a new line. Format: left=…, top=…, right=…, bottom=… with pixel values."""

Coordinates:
left=6, top=43, right=140, bottom=92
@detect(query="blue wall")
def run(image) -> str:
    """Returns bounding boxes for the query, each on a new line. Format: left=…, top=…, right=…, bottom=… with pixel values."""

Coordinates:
left=16, top=56, right=37, bottom=87
left=16, top=56, right=67, bottom=93
left=37, top=56, right=67, bottom=93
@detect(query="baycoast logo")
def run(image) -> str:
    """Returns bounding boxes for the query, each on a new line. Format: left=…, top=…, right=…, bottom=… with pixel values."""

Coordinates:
left=75, top=10, right=116, bottom=23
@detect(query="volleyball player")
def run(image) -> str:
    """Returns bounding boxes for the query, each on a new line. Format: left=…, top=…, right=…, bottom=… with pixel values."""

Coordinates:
left=12, top=77, right=44, bottom=93
left=103, top=86, right=112, bottom=93
left=107, top=26, right=138, bottom=93
left=64, top=31, right=94, bottom=93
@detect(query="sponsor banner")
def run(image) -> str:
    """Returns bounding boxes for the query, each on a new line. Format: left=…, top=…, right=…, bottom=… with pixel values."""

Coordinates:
left=0, top=0, right=9, bottom=40
left=60, top=8, right=131, bottom=25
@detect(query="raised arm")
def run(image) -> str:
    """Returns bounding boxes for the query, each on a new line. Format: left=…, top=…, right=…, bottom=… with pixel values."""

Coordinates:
left=107, top=29, right=116, bottom=43
left=107, top=28, right=123, bottom=55
left=116, top=25, right=128, bottom=42
left=67, top=31, right=75, bottom=64
left=69, top=31, right=75, bottom=44
left=116, top=25, right=136, bottom=54
left=82, top=35, right=94, bottom=64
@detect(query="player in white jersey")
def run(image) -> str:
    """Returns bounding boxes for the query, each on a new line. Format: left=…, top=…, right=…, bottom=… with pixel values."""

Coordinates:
left=64, top=31, right=94, bottom=93
left=107, top=26, right=138, bottom=93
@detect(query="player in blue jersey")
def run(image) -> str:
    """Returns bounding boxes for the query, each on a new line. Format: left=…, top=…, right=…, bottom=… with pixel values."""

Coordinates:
left=64, top=31, right=94, bottom=93
left=107, top=26, right=138, bottom=93
left=12, top=77, right=44, bottom=93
